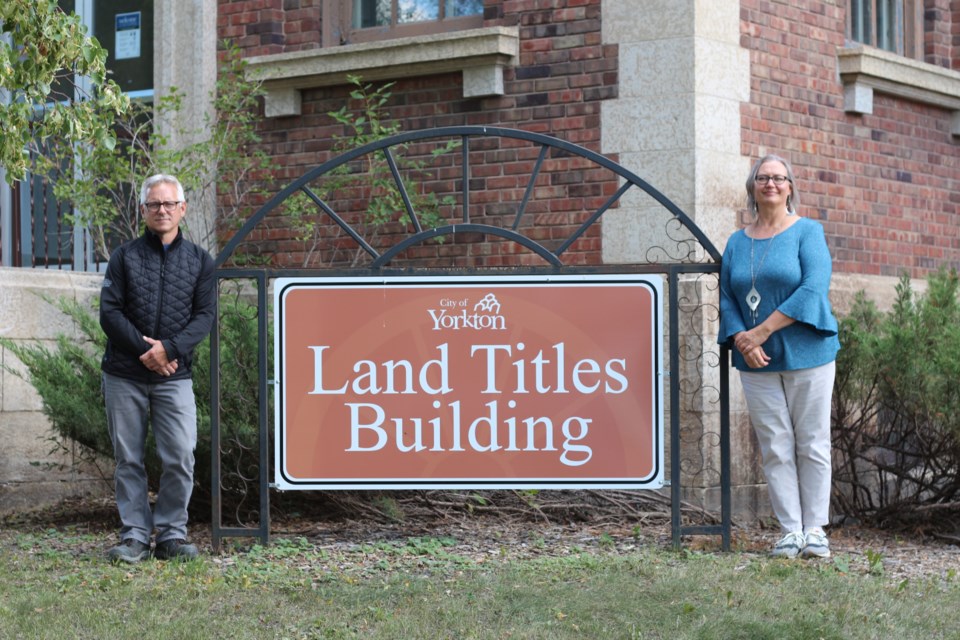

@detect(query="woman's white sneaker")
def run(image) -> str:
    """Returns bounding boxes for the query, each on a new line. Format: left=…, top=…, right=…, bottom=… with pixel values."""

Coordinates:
left=801, top=530, right=831, bottom=558
left=770, top=531, right=805, bottom=558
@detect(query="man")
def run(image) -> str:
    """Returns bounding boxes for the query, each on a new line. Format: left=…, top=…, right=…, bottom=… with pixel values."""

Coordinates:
left=99, top=174, right=215, bottom=563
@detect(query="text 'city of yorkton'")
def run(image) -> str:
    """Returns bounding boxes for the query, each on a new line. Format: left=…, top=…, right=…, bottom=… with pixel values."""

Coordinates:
left=307, top=342, right=631, bottom=467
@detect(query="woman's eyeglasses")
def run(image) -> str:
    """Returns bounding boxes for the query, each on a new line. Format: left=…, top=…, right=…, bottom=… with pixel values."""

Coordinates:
left=755, top=175, right=789, bottom=186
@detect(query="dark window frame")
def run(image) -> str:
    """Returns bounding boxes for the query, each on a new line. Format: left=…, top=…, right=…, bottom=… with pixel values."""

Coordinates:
left=847, top=0, right=923, bottom=59
left=324, top=0, right=484, bottom=46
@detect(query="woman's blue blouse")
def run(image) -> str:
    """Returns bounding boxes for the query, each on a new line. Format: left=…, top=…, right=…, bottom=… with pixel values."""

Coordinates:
left=718, top=217, right=840, bottom=372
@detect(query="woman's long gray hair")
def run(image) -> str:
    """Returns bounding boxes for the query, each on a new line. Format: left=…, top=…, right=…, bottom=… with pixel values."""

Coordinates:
left=745, top=154, right=799, bottom=215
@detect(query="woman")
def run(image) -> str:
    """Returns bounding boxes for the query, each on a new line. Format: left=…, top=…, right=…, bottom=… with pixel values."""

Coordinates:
left=719, top=154, right=840, bottom=558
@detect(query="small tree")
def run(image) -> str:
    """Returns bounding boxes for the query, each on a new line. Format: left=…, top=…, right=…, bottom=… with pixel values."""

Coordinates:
left=0, top=0, right=128, bottom=182
left=281, top=75, right=457, bottom=267
left=35, top=43, right=274, bottom=260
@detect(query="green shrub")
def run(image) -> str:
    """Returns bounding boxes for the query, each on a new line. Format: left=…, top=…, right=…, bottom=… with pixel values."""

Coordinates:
left=832, top=268, right=960, bottom=530
left=0, top=291, right=265, bottom=522
left=192, top=282, right=268, bottom=523
left=0, top=297, right=112, bottom=477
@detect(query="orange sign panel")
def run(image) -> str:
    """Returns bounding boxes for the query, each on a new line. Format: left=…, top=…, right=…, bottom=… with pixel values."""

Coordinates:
left=274, top=275, right=663, bottom=489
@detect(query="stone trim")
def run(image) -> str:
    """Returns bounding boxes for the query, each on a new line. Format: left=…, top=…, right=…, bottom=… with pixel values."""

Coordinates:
left=246, top=26, right=520, bottom=117
left=838, top=45, right=960, bottom=136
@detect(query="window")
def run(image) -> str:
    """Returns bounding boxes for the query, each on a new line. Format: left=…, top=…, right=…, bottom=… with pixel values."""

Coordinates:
left=1, top=0, right=154, bottom=269
left=848, top=0, right=922, bottom=59
left=355, top=0, right=482, bottom=27
left=345, top=0, right=483, bottom=43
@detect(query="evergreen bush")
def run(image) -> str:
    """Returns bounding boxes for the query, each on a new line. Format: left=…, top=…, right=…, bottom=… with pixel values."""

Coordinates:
left=0, top=297, right=112, bottom=479
left=832, top=268, right=960, bottom=530
left=0, top=292, right=265, bottom=521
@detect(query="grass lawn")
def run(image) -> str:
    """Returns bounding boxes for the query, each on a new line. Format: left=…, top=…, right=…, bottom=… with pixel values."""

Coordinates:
left=2, top=521, right=959, bottom=639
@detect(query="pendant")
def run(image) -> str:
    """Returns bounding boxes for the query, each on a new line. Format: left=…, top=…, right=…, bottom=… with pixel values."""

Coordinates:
left=746, top=286, right=761, bottom=322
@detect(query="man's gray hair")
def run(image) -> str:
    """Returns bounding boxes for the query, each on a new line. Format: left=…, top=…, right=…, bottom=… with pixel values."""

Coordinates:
left=139, top=174, right=185, bottom=204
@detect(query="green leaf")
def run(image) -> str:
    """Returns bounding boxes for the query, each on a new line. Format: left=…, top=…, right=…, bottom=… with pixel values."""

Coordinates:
left=81, top=43, right=96, bottom=65
left=98, top=129, right=117, bottom=151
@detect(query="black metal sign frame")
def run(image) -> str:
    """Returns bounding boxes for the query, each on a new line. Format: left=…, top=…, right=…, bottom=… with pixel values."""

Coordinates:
left=210, top=126, right=730, bottom=551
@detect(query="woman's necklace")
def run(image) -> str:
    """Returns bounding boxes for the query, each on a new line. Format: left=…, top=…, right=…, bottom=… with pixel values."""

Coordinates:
left=746, top=219, right=787, bottom=323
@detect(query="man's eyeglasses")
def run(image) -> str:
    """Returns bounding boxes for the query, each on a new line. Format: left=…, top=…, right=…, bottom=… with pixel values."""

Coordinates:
left=755, top=175, right=789, bottom=186
left=143, top=200, right=182, bottom=213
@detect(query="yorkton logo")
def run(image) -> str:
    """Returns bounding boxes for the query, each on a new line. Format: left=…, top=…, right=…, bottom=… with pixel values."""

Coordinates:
left=427, top=293, right=507, bottom=330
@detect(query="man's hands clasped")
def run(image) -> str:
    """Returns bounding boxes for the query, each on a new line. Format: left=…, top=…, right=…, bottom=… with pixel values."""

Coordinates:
left=140, top=336, right=179, bottom=376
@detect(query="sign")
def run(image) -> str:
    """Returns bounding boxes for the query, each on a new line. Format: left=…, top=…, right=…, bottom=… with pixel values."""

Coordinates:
left=114, top=12, right=141, bottom=60
left=274, top=275, right=664, bottom=490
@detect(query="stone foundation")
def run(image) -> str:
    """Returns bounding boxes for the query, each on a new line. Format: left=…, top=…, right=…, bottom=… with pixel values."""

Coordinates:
left=0, top=268, right=111, bottom=515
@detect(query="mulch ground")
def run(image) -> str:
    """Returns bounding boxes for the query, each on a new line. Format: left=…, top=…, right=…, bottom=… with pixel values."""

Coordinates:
left=2, top=494, right=958, bottom=584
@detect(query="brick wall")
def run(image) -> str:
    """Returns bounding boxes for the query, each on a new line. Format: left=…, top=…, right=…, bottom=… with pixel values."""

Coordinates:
left=219, top=1, right=959, bottom=278
left=925, top=0, right=957, bottom=68
left=217, top=0, right=618, bottom=269
left=218, top=0, right=318, bottom=57
left=954, top=0, right=960, bottom=72
left=741, top=0, right=960, bottom=279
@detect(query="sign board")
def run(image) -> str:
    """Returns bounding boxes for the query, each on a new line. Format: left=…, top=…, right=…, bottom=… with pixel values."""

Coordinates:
left=274, top=275, right=664, bottom=490
left=114, top=12, right=141, bottom=60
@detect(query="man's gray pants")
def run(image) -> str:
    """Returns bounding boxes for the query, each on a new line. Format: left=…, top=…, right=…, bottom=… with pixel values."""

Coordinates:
left=103, top=372, right=197, bottom=545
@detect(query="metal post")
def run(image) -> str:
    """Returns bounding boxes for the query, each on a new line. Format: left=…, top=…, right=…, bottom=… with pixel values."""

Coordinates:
left=669, top=269, right=682, bottom=550
left=210, top=288, right=223, bottom=551
left=256, top=273, right=270, bottom=545
left=720, top=345, right=732, bottom=551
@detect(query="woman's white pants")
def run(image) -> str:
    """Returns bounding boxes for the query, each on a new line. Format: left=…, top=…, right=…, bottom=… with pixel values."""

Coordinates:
left=739, top=361, right=835, bottom=533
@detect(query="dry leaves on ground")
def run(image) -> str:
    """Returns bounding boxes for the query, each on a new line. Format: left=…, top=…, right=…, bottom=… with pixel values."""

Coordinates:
left=2, top=493, right=958, bottom=585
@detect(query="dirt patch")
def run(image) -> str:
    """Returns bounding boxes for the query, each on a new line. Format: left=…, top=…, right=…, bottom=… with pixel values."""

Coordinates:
left=3, top=493, right=958, bottom=584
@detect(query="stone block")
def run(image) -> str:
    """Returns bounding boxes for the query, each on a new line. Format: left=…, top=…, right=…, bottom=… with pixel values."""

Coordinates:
left=618, top=40, right=694, bottom=98
left=613, top=149, right=695, bottom=205
left=0, top=268, right=101, bottom=341
left=843, top=83, right=873, bottom=114
left=0, top=410, right=112, bottom=515
left=1, top=411, right=64, bottom=482
left=603, top=0, right=693, bottom=43
left=693, top=0, right=744, bottom=44
left=601, top=203, right=702, bottom=265
left=0, top=346, right=43, bottom=412
left=264, top=87, right=302, bottom=118
left=0, top=269, right=107, bottom=513
left=601, top=95, right=696, bottom=153
left=695, top=97, right=746, bottom=154
left=695, top=38, right=750, bottom=101
left=463, top=64, right=505, bottom=98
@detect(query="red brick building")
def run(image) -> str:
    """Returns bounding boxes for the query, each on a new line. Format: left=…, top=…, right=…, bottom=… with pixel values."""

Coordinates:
left=1, top=1, right=958, bottom=517
left=216, top=0, right=959, bottom=283
left=206, top=0, right=959, bottom=519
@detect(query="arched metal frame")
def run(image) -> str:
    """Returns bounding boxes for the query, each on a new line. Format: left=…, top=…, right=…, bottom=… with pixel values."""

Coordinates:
left=211, top=126, right=730, bottom=551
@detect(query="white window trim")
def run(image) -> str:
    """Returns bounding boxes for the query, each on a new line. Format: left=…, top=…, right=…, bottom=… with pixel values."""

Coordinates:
left=838, top=45, right=960, bottom=136
left=245, top=26, right=519, bottom=118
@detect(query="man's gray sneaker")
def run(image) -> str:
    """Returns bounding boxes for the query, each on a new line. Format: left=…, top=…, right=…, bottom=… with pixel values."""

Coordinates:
left=801, top=530, right=831, bottom=558
left=154, top=539, right=199, bottom=561
left=107, top=539, right=151, bottom=564
left=770, top=531, right=805, bottom=559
